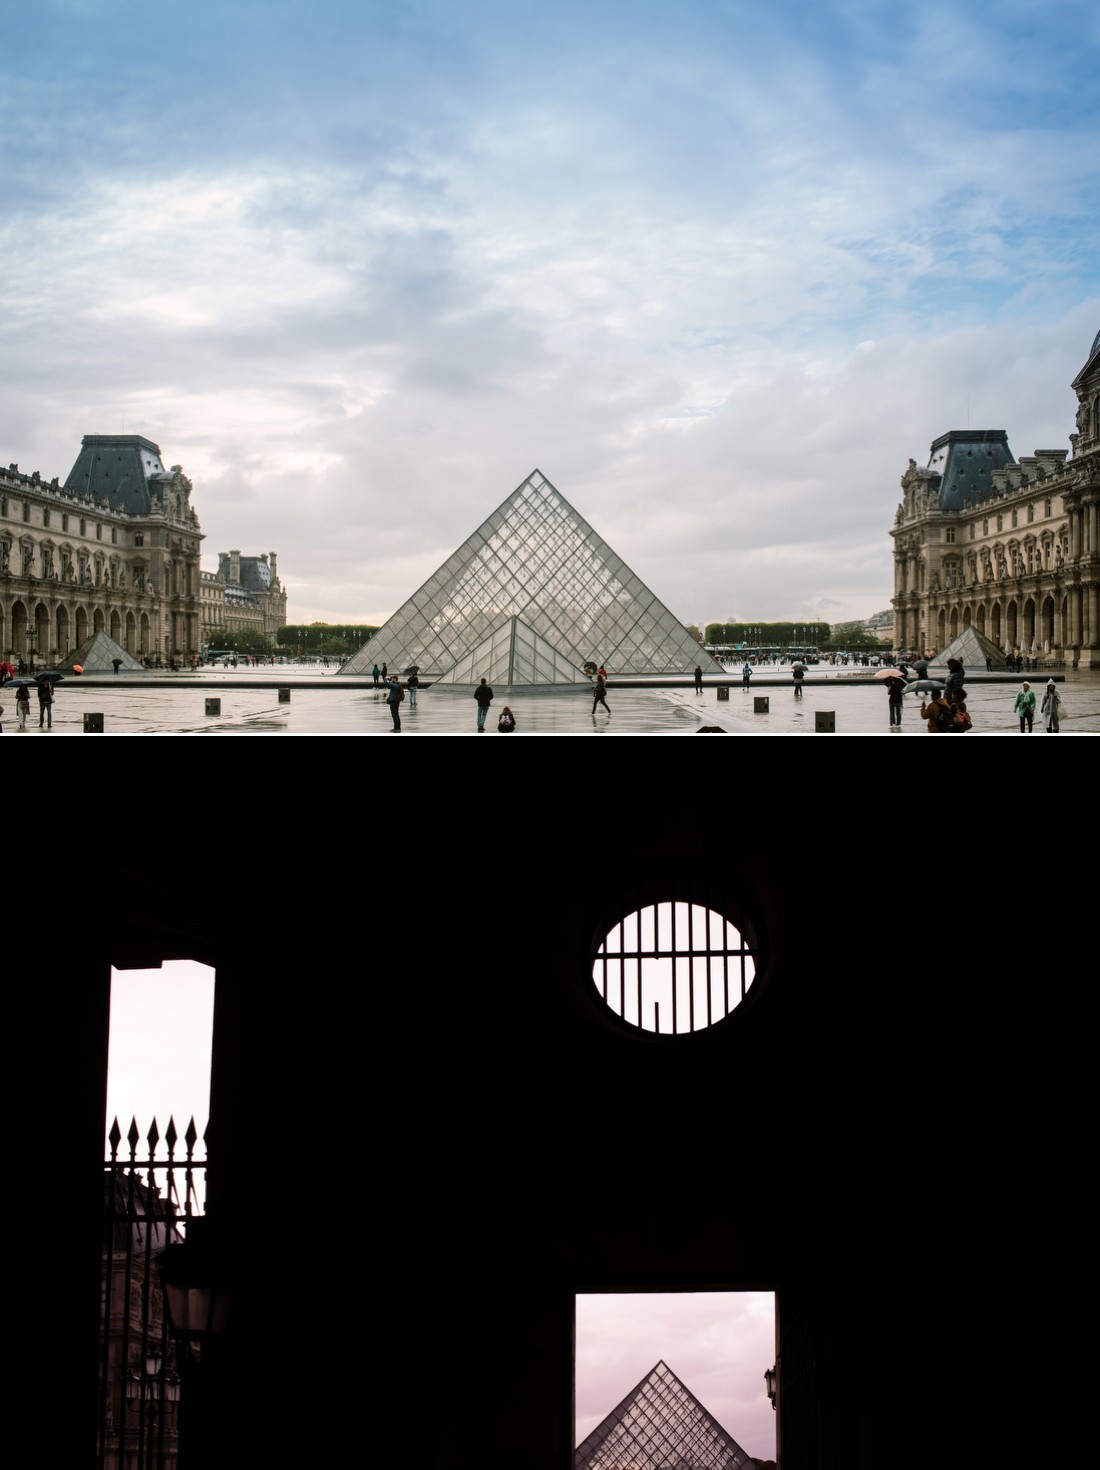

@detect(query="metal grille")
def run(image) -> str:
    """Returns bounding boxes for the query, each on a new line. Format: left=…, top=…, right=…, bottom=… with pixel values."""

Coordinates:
left=592, top=902, right=756, bottom=1034
left=99, top=1115, right=206, bottom=1470
left=576, top=1359, right=756, bottom=1470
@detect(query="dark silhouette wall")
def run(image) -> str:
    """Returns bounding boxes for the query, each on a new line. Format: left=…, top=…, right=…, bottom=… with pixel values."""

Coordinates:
left=38, top=810, right=1069, bottom=1470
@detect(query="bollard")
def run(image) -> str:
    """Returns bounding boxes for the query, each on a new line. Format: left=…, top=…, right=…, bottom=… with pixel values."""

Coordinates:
left=815, top=711, right=836, bottom=733
left=205, top=698, right=221, bottom=716
left=83, top=712, right=104, bottom=733
left=278, top=687, right=291, bottom=703
left=753, top=696, right=769, bottom=714
left=716, top=685, right=730, bottom=702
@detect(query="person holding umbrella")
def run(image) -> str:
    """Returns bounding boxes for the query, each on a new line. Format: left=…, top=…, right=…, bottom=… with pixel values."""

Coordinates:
left=881, top=671, right=906, bottom=730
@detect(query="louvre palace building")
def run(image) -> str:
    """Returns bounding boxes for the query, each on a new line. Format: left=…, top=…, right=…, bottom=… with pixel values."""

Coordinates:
left=891, top=326, right=1100, bottom=667
left=0, top=434, right=286, bottom=666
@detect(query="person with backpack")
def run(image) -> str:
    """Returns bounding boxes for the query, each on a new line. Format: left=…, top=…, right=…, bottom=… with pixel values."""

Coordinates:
left=383, top=673, right=404, bottom=732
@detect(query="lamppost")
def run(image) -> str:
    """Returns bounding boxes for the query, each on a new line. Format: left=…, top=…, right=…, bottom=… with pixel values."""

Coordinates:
left=126, top=1343, right=180, bottom=1470
left=26, top=625, right=37, bottom=674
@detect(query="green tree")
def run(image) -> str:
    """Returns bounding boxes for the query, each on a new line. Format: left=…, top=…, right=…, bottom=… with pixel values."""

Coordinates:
left=823, top=622, right=882, bottom=650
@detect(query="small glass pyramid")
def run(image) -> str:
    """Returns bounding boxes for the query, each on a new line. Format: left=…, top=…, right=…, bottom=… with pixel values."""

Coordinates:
left=341, top=470, right=721, bottom=684
left=575, top=1360, right=757, bottom=1470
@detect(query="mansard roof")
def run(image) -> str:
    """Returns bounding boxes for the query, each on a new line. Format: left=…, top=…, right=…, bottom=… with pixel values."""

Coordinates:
left=926, top=430, right=1015, bottom=511
left=1072, top=325, right=1100, bottom=389
left=63, top=434, right=174, bottom=516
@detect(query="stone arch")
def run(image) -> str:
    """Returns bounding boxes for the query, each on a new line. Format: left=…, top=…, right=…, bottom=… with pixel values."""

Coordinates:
left=936, top=608, right=946, bottom=647
left=1041, top=595, right=1055, bottom=649
left=1022, top=597, right=1037, bottom=650
left=56, top=604, right=70, bottom=658
left=976, top=604, right=987, bottom=636
left=1006, top=600, right=1018, bottom=649
left=139, top=612, right=151, bottom=656
left=93, top=607, right=105, bottom=635
left=961, top=604, right=973, bottom=630
left=991, top=601, right=1002, bottom=647
left=949, top=606, right=959, bottom=639
left=10, top=599, right=28, bottom=664
left=34, top=601, right=50, bottom=660
left=75, top=605, right=89, bottom=647
left=109, top=608, right=122, bottom=643
left=125, top=610, right=137, bottom=653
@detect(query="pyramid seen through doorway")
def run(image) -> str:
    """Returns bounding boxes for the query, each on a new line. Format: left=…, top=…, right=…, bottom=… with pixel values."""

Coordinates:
left=341, top=470, right=721, bottom=685
left=575, top=1360, right=757, bottom=1470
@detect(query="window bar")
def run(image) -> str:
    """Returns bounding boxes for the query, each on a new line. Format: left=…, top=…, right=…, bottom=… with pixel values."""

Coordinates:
left=636, top=905, right=643, bottom=1030
left=723, top=922, right=730, bottom=1017
left=705, top=905, right=713, bottom=1028
left=687, top=902, right=695, bottom=1033
left=670, top=901, right=678, bottom=1035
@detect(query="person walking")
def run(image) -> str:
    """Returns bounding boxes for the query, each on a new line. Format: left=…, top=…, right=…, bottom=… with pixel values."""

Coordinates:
left=406, top=671, right=419, bottom=708
left=1040, top=679, right=1061, bottom=732
left=742, top=661, right=752, bottom=690
left=383, top=673, right=403, bottom=731
left=372, top=663, right=380, bottom=686
left=475, top=677, right=493, bottom=731
left=885, top=674, right=905, bottom=730
left=592, top=670, right=611, bottom=717
left=15, top=683, right=30, bottom=730
left=37, top=677, right=54, bottom=729
left=1013, top=682, right=1036, bottom=733
left=694, top=665, right=703, bottom=694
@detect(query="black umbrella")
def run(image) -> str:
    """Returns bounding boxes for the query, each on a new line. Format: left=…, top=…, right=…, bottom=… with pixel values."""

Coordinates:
left=33, top=671, right=66, bottom=683
left=5, top=677, right=35, bottom=688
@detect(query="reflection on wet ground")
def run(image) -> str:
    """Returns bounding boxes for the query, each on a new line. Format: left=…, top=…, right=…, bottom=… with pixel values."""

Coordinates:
left=4, top=666, right=1098, bottom=735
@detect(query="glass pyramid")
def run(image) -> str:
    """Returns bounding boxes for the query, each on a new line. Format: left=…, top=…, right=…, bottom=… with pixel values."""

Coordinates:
left=341, top=470, right=722, bottom=685
left=575, top=1360, right=757, bottom=1470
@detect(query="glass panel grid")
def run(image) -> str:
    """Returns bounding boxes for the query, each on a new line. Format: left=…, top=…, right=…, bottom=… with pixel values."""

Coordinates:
left=340, top=471, right=721, bottom=682
left=576, top=1361, right=756, bottom=1470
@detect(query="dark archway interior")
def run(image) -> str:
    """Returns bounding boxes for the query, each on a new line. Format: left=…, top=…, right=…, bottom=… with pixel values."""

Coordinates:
left=34, top=815, right=1060, bottom=1470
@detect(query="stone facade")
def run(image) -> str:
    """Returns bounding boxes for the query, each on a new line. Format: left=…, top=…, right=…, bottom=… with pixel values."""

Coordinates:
left=1, top=435, right=289, bottom=665
left=892, top=329, right=1100, bottom=668
left=215, top=549, right=286, bottom=645
left=1, top=435, right=202, bottom=667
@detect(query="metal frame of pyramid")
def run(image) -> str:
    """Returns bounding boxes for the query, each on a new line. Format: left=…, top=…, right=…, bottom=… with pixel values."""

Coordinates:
left=575, top=1360, right=758, bottom=1470
left=340, top=470, right=724, bottom=685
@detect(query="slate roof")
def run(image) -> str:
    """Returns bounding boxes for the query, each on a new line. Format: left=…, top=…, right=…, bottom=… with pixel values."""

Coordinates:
left=63, top=434, right=171, bottom=516
left=925, top=430, right=1014, bottom=511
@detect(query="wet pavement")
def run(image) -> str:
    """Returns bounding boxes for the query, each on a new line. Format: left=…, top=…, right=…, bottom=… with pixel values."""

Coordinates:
left=3, top=666, right=1098, bottom=735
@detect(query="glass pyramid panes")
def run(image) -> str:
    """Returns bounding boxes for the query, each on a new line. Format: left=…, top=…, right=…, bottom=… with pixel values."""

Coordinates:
left=433, top=617, right=592, bottom=686
left=575, top=1360, right=757, bottom=1470
left=341, top=470, right=722, bottom=684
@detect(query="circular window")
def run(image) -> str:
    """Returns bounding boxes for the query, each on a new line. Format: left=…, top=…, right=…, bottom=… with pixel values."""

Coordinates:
left=592, top=902, right=756, bottom=1034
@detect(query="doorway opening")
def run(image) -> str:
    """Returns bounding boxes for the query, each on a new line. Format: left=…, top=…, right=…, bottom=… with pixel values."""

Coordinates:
left=100, top=960, right=216, bottom=1470
left=575, top=1291, right=775, bottom=1464
left=106, top=960, right=216, bottom=1161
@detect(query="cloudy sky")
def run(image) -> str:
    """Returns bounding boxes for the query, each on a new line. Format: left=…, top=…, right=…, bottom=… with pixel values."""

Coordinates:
left=3, top=1, right=1097, bottom=629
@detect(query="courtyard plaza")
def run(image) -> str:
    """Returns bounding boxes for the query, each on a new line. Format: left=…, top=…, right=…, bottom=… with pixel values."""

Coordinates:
left=4, top=664, right=1098, bottom=734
